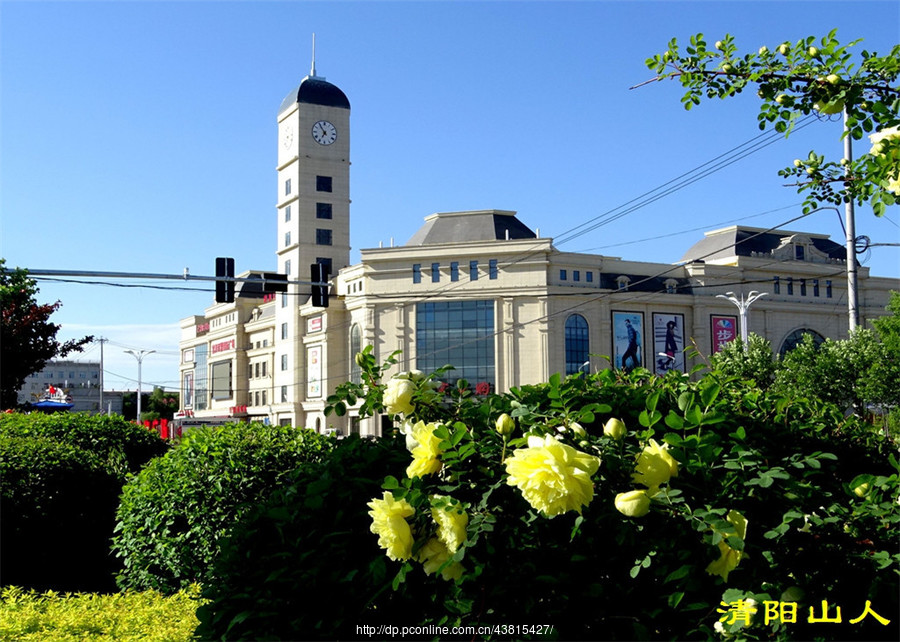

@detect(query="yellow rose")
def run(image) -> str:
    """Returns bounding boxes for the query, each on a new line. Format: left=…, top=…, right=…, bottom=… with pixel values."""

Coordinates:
left=504, top=434, right=601, bottom=518
left=705, top=510, right=748, bottom=581
left=418, top=537, right=464, bottom=581
left=603, top=417, right=626, bottom=440
left=406, top=421, right=444, bottom=478
left=367, top=492, right=415, bottom=561
left=614, top=489, right=652, bottom=517
left=384, top=376, right=416, bottom=416
left=430, top=496, right=468, bottom=553
left=632, top=439, right=679, bottom=491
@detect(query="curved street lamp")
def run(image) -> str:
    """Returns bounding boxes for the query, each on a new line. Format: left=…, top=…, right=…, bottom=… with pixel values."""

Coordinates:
left=124, top=349, right=156, bottom=420
left=715, top=291, right=768, bottom=346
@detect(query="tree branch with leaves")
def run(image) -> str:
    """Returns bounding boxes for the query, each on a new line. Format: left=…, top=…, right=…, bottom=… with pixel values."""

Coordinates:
left=640, top=30, right=900, bottom=215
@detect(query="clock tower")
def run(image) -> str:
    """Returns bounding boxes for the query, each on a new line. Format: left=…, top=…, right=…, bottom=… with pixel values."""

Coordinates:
left=274, top=55, right=350, bottom=425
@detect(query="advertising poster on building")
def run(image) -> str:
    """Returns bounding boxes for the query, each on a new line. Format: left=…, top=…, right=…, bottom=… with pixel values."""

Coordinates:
left=612, top=311, right=644, bottom=372
left=652, top=313, right=685, bottom=375
left=711, top=315, right=738, bottom=353
left=307, top=345, right=322, bottom=398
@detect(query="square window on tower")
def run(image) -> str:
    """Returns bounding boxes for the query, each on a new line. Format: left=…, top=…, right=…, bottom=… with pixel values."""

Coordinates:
left=316, top=203, right=333, bottom=219
left=316, top=229, right=332, bottom=246
left=316, top=176, right=333, bottom=192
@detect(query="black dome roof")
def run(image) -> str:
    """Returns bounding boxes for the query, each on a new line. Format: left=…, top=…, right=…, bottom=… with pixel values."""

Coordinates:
left=278, top=75, right=350, bottom=114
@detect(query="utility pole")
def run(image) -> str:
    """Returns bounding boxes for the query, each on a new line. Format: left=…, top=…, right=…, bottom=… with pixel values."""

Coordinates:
left=97, top=337, right=106, bottom=414
left=716, top=291, right=768, bottom=347
left=843, top=108, right=859, bottom=332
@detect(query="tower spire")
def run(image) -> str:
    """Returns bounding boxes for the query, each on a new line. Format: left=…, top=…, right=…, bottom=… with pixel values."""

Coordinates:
left=310, top=33, right=317, bottom=77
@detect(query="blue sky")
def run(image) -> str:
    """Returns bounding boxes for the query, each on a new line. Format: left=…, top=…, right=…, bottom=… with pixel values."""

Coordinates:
left=2, top=0, right=898, bottom=391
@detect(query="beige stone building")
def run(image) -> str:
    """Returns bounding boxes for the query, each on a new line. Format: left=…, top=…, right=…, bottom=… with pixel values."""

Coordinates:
left=176, top=70, right=898, bottom=436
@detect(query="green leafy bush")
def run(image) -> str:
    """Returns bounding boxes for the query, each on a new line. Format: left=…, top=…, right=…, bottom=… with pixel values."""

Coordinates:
left=0, top=412, right=168, bottom=476
left=197, top=358, right=898, bottom=641
left=0, top=434, right=123, bottom=592
left=0, top=584, right=202, bottom=641
left=112, top=422, right=336, bottom=593
left=194, top=435, right=410, bottom=640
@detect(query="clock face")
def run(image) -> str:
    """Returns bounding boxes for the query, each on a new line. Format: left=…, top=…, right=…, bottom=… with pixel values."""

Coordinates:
left=282, top=125, right=293, bottom=149
left=311, top=120, right=337, bottom=146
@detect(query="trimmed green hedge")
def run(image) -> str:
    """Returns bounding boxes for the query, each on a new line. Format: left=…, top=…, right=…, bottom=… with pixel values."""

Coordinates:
left=0, top=585, right=202, bottom=641
left=112, top=422, right=336, bottom=593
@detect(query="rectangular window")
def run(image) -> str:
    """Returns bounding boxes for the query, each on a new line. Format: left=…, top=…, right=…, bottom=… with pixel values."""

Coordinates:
left=281, top=292, right=288, bottom=308
left=489, top=259, right=498, bottom=280
left=281, top=385, right=288, bottom=403
left=255, top=363, right=260, bottom=378
left=469, top=260, right=478, bottom=281
left=316, top=229, right=332, bottom=245
left=416, top=300, right=495, bottom=388
left=826, top=280, right=833, bottom=298
left=560, top=269, right=567, bottom=281
left=795, top=245, right=805, bottom=261
left=255, top=391, right=260, bottom=406
left=182, top=372, right=194, bottom=407
left=281, top=354, right=288, bottom=371
left=281, top=323, right=288, bottom=340
left=813, top=279, right=820, bottom=297
left=316, top=257, right=332, bottom=277
left=210, top=360, right=233, bottom=400
left=787, top=277, right=794, bottom=296
left=316, top=175, right=332, bottom=192
left=431, top=262, right=440, bottom=283
left=262, top=390, right=267, bottom=405
left=284, top=205, right=291, bottom=222
left=800, top=279, right=807, bottom=296
left=262, top=361, right=267, bottom=377
left=573, top=270, right=580, bottom=282
left=413, top=264, right=421, bottom=284
left=284, top=260, right=291, bottom=276
left=773, top=276, right=780, bottom=294
left=316, top=203, right=333, bottom=219
left=586, top=271, right=593, bottom=283
left=285, top=179, right=291, bottom=196
left=450, top=262, right=459, bottom=282
left=284, top=231, right=291, bottom=247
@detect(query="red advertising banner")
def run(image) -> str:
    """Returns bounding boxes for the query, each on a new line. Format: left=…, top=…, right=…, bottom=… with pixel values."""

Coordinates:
left=710, top=315, right=738, bottom=353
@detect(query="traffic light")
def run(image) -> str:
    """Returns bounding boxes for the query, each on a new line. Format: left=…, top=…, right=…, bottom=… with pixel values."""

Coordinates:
left=310, top=262, right=329, bottom=308
left=262, top=272, right=288, bottom=293
left=215, top=257, right=235, bottom=303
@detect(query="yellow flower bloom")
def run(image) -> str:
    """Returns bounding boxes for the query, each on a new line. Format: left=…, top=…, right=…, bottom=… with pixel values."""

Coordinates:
left=632, top=439, right=679, bottom=491
left=418, top=537, right=464, bottom=581
left=367, top=492, right=415, bottom=561
left=705, top=510, right=748, bottom=581
left=504, top=434, right=601, bottom=518
left=603, top=417, right=626, bottom=440
left=384, top=376, right=416, bottom=416
left=406, top=421, right=444, bottom=478
left=614, top=489, right=652, bottom=517
left=430, top=496, right=468, bottom=553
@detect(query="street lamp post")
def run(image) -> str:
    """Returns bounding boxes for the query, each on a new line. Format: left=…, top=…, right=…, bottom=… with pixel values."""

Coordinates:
left=124, top=349, right=156, bottom=420
left=715, top=291, right=768, bottom=346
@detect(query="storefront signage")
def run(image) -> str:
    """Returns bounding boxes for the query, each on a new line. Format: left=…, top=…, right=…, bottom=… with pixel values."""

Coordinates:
left=212, top=339, right=236, bottom=354
left=308, top=316, right=323, bottom=333
left=196, top=322, right=210, bottom=335
left=711, top=315, right=738, bottom=353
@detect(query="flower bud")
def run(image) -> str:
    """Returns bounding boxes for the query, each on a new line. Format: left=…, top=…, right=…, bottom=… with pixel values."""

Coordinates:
left=603, top=417, right=626, bottom=440
left=569, top=422, right=587, bottom=438
left=852, top=481, right=870, bottom=498
left=495, top=413, right=515, bottom=437
left=355, top=352, right=366, bottom=368
left=758, top=46, right=768, bottom=55
left=614, top=490, right=651, bottom=517
left=778, top=42, right=790, bottom=55
left=808, top=46, right=819, bottom=57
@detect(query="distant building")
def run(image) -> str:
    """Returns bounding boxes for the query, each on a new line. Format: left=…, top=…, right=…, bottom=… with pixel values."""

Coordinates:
left=177, top=67, right=899, bottom=436
left=16, top=360, right=123, bottom=415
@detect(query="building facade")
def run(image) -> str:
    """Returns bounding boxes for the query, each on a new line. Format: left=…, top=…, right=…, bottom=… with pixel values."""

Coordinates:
left=16, top=360, right=123, bottom=415
left=177, top=70, right=899, bottom=436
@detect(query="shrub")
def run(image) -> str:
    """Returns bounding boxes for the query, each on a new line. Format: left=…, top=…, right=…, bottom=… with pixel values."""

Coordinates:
left=196, top=359, right=898, bottom=641
left=0, top=412, right=168, bottom=476
left=0, top=434, right=123, bottom=592
left=112, top=421, right=336, bottom=593
left=194, top=435, right=410, bottom=640
left=0, top=584, right=202, bottom=641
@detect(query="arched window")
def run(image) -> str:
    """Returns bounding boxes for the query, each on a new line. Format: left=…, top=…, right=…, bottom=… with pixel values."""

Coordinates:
left=779, top=328, right=825, bottom=356
left=350, top=324, right=361, bottom=384
left=565, top=314, right=590, bottom=376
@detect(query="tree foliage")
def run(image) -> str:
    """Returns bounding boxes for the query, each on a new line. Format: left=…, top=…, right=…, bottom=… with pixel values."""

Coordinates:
left=644, top=30, right=900, bottom=215
left=0, top=260, right=93, bottom=408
